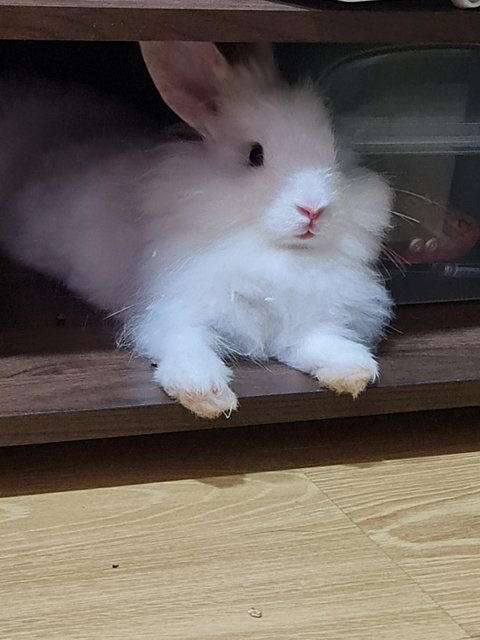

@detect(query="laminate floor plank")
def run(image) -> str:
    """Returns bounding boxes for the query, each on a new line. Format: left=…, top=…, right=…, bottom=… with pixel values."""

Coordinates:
left=307, top=445, right=480, bottom=637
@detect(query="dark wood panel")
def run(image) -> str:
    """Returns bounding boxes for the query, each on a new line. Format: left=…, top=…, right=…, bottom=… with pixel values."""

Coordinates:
left=0, top=270, right=479, bottom=446
left=1, top=380, right=479, bottom=447
left=0, top=1, right=480, bottom=43
left=1, top=406, right=479, bottom=498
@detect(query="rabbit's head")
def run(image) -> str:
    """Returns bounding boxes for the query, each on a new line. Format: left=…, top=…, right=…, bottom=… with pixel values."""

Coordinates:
left=140, top=42, right=390, bottom=260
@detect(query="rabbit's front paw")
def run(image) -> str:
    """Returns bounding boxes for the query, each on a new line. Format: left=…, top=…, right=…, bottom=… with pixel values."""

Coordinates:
left=153, top=352, right=238, bottom=419
left=315, top=365, right=377, bottom=398
left=166, top=385, right=238, bottom=419
left=313, top=346, right=378, bottom=398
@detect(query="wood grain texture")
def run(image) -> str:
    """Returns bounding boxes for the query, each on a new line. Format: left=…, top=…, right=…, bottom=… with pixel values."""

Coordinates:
left=0, top=270, right=479, bottom=445
left=1, top=408, right=479, bottom=639
left=306, top=414, right=480, bottom=638
left=0, top=0, right=480, bottom=43
left=4, top=471, right=468, bottom=640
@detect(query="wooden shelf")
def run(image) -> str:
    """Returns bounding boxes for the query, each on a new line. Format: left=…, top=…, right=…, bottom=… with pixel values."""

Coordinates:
left=1, top=0, right=480, bottom=43
left=1, top=1, right=479, bottom=445
left=1, top=270, right=479, bottom=447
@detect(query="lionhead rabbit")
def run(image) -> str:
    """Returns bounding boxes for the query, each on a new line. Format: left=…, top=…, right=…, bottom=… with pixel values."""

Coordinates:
left=0, top=42, right=392, bottom=418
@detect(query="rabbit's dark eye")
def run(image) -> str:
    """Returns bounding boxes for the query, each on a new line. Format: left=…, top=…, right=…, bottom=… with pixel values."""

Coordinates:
left=249, top=143, right=264, bottom=168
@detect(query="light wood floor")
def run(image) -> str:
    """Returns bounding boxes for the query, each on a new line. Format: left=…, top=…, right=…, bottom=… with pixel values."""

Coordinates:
left=1, top=407, right=480, bottom=640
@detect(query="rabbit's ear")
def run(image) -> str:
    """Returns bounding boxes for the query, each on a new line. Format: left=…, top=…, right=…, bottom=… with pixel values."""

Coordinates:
left=140, top=42, right=231, bottom=135
left=243, top=43, right=277, bottom=78
left=219, top=43, right=277, bottom=82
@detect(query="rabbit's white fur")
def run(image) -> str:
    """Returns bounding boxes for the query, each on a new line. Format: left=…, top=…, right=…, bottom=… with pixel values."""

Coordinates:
left=0, top=43, right=392, bottom=418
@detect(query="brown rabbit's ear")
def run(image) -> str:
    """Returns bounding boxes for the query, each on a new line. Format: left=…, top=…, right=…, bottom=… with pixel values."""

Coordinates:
left=139, top=42, right=231, bottom=135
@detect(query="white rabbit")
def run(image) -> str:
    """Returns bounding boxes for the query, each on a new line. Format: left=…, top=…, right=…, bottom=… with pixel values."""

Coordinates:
left=0, top=42, right=392, bottom=418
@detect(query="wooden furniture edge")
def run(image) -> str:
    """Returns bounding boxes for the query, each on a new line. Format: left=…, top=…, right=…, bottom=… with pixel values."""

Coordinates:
left=1, top=3, right=480, bottom=43
left=1, top=379, right=478, bottom=447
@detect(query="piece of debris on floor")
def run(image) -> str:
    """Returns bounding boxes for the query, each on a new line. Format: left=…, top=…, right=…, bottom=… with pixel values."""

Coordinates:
left=247, top=607, right=263, bottom=619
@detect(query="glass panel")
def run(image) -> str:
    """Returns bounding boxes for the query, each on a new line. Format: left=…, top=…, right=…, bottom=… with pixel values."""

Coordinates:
left=314, top=46, right=480, bottom=301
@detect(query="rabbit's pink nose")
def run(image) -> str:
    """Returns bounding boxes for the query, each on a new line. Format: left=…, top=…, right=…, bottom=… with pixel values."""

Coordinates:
left=296, top=205, right=325, bottom=221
